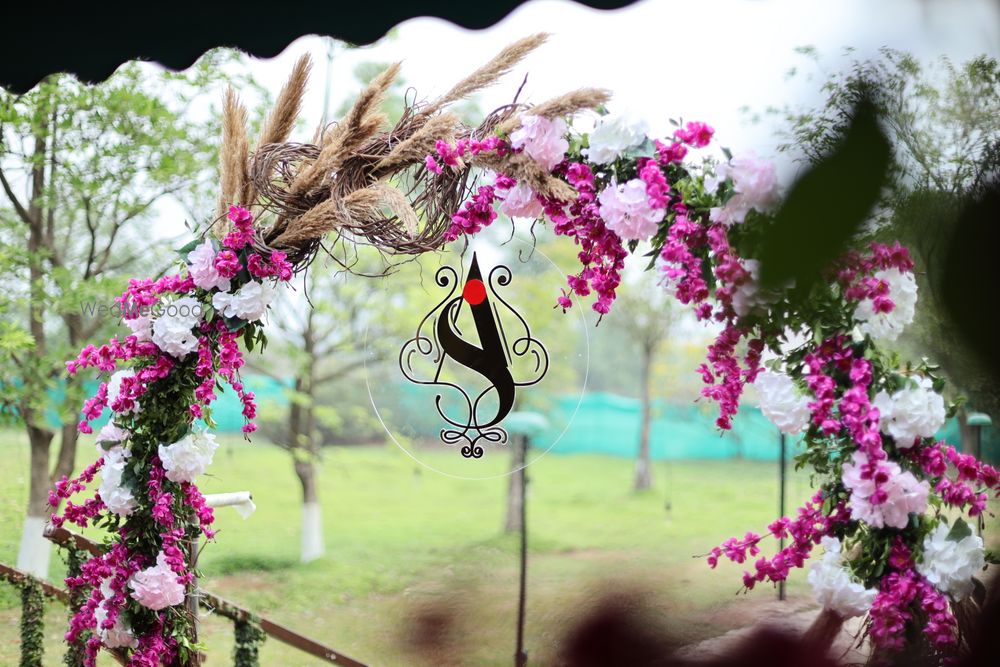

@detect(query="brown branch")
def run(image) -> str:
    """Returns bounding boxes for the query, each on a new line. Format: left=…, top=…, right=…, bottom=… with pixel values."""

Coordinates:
left=0, top=163, right=32, bottom=224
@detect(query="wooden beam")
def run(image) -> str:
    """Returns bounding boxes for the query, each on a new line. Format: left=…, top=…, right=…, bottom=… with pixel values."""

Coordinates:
left=43, top=526, right=368, bottom=666
left=0, top=561, right=69, bottom=602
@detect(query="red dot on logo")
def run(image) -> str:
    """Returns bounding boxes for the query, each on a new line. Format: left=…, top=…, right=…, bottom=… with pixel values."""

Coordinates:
left=463, top=279, right=487, bottom=305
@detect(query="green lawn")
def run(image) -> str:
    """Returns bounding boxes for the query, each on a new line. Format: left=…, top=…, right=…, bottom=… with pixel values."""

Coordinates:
left=1, top=430, right=994, bottom=666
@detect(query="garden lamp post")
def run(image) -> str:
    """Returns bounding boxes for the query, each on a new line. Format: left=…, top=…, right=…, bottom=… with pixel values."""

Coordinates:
left=504, top=412, right=548, bottom=667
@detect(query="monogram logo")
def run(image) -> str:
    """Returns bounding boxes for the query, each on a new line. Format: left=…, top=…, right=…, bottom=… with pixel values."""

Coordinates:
left=399, top=254, right=548, bottom=458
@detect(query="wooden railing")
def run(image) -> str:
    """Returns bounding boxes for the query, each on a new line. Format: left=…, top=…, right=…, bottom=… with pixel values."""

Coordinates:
left=0, top=527, right=368, bottom=667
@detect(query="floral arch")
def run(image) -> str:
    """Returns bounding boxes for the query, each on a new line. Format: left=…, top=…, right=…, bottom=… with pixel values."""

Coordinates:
left=52, top=34, right=999, bottom=665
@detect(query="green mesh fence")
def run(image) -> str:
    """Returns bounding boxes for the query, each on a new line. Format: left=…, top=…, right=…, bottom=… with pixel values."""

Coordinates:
left=22, top=376, right=1000, bottom=464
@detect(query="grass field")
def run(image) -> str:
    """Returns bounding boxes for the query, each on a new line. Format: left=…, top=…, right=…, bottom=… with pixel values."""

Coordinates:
left=1, top=429, right=995, bottom=666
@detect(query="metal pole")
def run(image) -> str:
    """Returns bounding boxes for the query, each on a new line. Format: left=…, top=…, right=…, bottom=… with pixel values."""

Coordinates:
left=777, top=431, right=787, bottom=602
left=514, top=434, right=529, bottom=667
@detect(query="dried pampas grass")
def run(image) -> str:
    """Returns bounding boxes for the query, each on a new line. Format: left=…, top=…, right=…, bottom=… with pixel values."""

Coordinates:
left=212, top=33, right=611, bottom=273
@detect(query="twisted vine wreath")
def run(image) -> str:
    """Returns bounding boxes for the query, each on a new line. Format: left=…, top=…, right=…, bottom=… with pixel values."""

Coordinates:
left=51, top=34, right=999, bottom=665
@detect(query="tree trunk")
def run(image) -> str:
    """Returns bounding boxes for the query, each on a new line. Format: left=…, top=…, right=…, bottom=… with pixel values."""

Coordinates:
left=52, top=422, right=79, bottom=488
left=634, top=344, right=653, bottom=491
left=295, top=457, right=324, bottom=563
left=18, top=425, right=54, bottom=577
left=504, top=435, right=528, bottom=533
left=18, top=110, right=54, bottom=579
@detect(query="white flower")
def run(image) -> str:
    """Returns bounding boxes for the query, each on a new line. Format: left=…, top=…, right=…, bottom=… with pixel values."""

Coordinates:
left=510, top=115, right=568, bottom=171
left=95, top=578, right=137, bottom=649
left=584, top=112, right=648, bottom=164
left=755, top=371, right=811, bottom=434
left=842, top=451, right=929, bottom=529
left=917, top=521, right=985, bottom=600
left=96, top=422, right=129, bottom=447
left=187, top=239, right=231, bottom=292
left=498, top=180, right=543, bottom=219
left=872, top=377, right=946, bottom=448
left=728, top=259, right=781, bottom=317
left=159, top=430, right=219, bottom=483
left=99, top=446, right=137, bottom=517
left=123, top=314, right=152, bottom=342
left=212, top=281, right=275, bottom=322
left=707, top=152, right=780, bottom=226
left=151, top=296, right=203, bottom=358
left=597, top=178, right=662, bottom=240
left=853, top=268, right=918, bottom=341
left=808, top=536, right=877, bottom=618
left=106, top=370, right=139, bottom=414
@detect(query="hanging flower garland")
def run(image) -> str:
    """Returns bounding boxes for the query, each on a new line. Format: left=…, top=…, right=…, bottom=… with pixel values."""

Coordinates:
left=50, top=34, right=998, bottom=664
left=432, top=110, right=999, bottom=660
left=52, top=205, right=291, bottom=664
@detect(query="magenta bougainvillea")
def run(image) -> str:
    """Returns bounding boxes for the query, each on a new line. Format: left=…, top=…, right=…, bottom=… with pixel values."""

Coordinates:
left=54, top=92, right=998, bottom=665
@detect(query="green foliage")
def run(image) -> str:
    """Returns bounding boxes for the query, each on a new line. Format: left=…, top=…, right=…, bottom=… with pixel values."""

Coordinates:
left=63, top=547, right=86, bottom=667
left=18, top=580, right=44, bottom=667
left=773, top=48, right=1000, bottom=419
left=0, top=54, right=247, bottom=436
left=232, top=615, right=267, bottom=667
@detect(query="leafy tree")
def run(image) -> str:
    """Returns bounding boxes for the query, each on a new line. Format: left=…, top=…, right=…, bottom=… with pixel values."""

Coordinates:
left=255, top=257, right=405, bottom=562
left=775, top=48, right=1000, bottom=433
left=0, top=53, right=246, bottom=576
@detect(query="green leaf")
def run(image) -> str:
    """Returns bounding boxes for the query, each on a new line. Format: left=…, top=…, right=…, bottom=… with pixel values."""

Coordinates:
left=176, top=238, right=201, bottom=257
left=946, top=518, right=973, bottom=542
left=758, top=99, right=892, bottom=291
left=224, top=315, right=246, bottom=332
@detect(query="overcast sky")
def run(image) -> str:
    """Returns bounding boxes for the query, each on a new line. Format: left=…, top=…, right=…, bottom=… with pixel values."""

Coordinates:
left=150, top=0, right=1000, bottom=239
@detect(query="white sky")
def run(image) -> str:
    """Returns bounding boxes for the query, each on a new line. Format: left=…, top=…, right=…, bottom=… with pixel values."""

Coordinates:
left=150, top=0, right=1000, bottom=239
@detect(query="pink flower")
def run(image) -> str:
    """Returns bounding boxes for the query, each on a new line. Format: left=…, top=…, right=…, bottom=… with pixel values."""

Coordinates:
left=510, top=115, right=568, bottom=171
left=222, top=205, right=255, bottom=250
left=213, top=250, right=242, bottom=279
left=497, top=179, right=543, bottom=219
left=842, top=451, right=929, bottom=529
left=674, top=121, right=714, bottom=148
left=597, top=178, right=663, bottom=241
left=129, top=552, right=185, bottom=611
left=186, top=240, right=231, bottom=292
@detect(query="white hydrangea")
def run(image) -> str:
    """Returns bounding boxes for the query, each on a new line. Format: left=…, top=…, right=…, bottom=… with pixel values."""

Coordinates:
left=212, top=281, right=276, bottom=322
left=707, top=152, right=780, bottom=225
left=584, top=112, right=649, bottom=164
left=158, top=430, right=219, bottom=483
left=853, top=268, right=918, bottom=341
left=755, top=370, right=811, bottom=434
left=99, top=447, right=137, bottom=517
left=95, top=578, right=137, bottom=649
left=123, top=314, right=152, bottom=342
left=151, top=296, right=203, bottom=358
left=917, top=521, right=985, bottom=600
left=106, top=370, right=139, bottom=414
left=808, top=536, right=878, bottom=618
left=872, top=376, right=946, bottom=448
